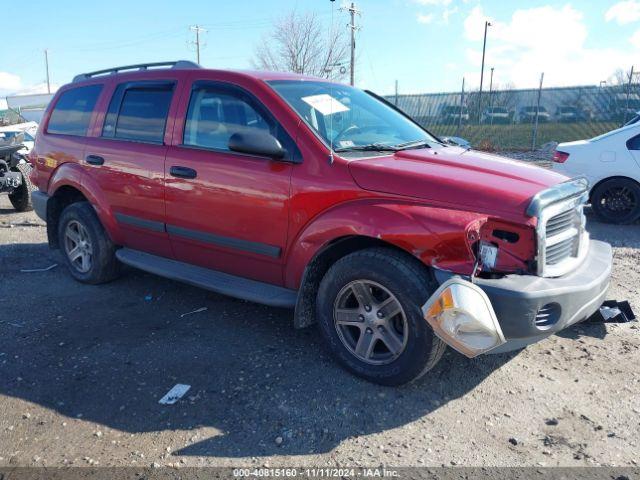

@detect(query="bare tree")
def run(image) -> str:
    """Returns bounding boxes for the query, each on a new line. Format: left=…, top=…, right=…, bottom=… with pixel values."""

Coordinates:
left=609, top=68, right=632, bottom=86
left=253, top=11, right=349, bottom=80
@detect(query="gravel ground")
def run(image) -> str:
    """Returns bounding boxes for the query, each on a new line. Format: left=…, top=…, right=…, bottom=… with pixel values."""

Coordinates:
left=1, top=194, right=639, bottom=469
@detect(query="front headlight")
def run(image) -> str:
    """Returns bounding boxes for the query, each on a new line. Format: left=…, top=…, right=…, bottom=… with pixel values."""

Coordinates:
left=422, top=278, right=505, bottom=357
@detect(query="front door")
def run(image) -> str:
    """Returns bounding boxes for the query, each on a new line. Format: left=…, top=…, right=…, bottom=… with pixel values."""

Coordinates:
left=165, top=81, right=298, bottom=285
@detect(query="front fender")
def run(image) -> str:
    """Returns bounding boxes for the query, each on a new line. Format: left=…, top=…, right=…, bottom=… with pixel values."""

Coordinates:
left=48, top=163, right=123, bottom=244
left=283, top=200, right=487, bottom=289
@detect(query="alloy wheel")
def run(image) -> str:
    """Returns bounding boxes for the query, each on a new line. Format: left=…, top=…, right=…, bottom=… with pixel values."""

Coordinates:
left=333, top=280, right=409, bottom=365
left=64, top=220, right=93, bottom=273
left=600, top=186, right=638, bottom=216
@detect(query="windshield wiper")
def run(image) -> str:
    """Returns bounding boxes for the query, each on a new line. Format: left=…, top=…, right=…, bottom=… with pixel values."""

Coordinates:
left=393, top=140, right=431, bottom=150
left=334, top=143, right=399, bottom=153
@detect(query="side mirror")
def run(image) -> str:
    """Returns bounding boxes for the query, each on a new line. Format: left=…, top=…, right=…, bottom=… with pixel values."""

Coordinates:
left=228, top=131, right=286, bottom=159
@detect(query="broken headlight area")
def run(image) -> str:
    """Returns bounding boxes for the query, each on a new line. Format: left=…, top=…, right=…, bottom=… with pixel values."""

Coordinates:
left=422, top=278, right=506, bottom=358
left=470, top=219, right=537, bottom=276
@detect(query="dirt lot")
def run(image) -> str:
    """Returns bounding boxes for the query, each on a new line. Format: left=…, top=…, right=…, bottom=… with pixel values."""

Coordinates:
left=1, top=195, right=639, bottom=469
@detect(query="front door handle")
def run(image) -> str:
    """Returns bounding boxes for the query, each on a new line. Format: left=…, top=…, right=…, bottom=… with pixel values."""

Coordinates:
left=85, top=155, right=105, bottom=166
left=170, top=166, right=197, bottom=179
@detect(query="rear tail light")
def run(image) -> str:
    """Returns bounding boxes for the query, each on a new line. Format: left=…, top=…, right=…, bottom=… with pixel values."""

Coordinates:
left=552, top=150, right=570, bottom=163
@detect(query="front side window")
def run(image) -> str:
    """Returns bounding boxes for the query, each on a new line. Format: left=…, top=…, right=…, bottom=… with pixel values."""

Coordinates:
left=268, top=80, right=439, bottom=154
left=102, top=82, right=174, bottom=143
left=47, top=84, right=103, bottom=136
left=184, top=86, right=272, bottom=151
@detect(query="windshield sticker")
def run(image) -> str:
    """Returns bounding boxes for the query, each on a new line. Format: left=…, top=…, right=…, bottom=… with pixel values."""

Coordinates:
left=302, top=94, right=350, bottom=116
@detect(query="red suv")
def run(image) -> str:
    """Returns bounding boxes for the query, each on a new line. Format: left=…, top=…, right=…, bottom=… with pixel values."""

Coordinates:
left=30, top=61, right=612, bottom=385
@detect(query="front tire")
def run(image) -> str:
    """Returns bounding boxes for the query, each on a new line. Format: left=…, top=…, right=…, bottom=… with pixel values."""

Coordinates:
left=591, top=178, right=640, bottom=224
left=316, top=248, right=446, bottom=386
left=8, top=163, right=34, bottom=212
left=57, top=202, right=120, bottom=284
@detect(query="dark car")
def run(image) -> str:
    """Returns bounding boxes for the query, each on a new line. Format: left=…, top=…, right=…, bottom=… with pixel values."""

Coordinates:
left=518, top=106, right=550, bottom=124
left=481, top=106, right=511, bottom=124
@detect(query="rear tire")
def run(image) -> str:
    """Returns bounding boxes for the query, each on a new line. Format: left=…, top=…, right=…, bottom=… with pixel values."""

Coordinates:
left=57, top=202, right=120, bottom=284
left=591, top=178, right=640, bottom=224
left=316, top=248, right=446, bottom=386
left=8, top=163, right=34, bottom=212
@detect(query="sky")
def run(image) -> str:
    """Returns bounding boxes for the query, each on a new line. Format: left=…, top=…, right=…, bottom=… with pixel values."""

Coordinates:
left=1, top=0, right=639, bottom=98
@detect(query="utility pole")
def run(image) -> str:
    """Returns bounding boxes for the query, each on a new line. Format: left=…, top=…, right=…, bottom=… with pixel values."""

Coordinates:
left=341, top=2, right=361, bottom=86
left=624, top=65, right=636, bottom=125
left=458, top=77, right=465, bottom=134
left=395, top=80, right=399, bottom=105
left=44, top=49, right=51, bottom=94
left=477, top=20, right=491, bottom=123
left=532, top=72, right=544, bottom=151
left=189, top=25, right=207, bottom=64
left=488, top=67, right=494, bottom=126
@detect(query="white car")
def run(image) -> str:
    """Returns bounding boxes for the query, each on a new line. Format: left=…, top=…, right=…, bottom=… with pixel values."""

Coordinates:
left=552, top=123, right=640, bottom=223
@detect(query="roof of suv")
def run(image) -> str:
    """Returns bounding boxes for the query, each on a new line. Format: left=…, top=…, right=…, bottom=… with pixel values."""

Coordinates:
left=70, top=60, right=331, bottom=86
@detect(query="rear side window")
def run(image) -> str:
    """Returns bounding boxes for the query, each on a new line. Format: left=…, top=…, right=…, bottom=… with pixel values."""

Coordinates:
left=102, top=82, right=174, bottom=144
left=47, top=85, right=102, bottom=136
left=627, top=134, right=640, bottom=150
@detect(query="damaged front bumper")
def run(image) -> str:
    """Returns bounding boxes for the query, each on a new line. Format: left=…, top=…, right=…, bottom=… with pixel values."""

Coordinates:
left=425, top=239, right=612, bottom=356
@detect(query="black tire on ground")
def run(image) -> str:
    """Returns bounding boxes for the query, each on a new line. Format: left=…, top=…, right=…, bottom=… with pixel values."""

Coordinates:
left=57, top=202, right=120, bottom=284
left=316, top=247, right=446, bottom=386
left=8, top=163, right=35, bottom=212
left=591, top=178, right=640, bottom=224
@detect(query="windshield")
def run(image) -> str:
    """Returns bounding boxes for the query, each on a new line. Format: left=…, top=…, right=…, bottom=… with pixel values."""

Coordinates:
left=268, top=80, right=438, bottom=153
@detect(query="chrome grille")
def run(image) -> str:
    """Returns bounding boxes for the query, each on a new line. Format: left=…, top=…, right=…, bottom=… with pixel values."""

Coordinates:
left=530, top=178, right=589, bottom=278
left=545, top=235, right=579, bottom=265
left=545, top=210, right=577, bottom=237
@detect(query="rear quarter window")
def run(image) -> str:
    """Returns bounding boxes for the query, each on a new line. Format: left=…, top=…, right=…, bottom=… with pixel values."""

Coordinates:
left=627, top=134, right=640, bottom=150
left=102, top=83, right=174, bottom=144
left=47, top=84, right=103, bottom=136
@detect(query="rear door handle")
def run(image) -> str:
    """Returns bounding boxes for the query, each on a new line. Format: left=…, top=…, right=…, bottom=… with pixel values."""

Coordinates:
left=85, top=155, right=105, bottom=166
left=170, top=166, right=197, bottom=179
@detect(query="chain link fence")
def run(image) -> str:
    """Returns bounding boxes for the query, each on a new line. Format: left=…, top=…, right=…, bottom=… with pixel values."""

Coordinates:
left=388, top=77, right=640, bottom=155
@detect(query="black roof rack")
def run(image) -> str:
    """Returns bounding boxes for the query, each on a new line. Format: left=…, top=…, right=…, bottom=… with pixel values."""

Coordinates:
left=72, top=60, right=200, bottom=83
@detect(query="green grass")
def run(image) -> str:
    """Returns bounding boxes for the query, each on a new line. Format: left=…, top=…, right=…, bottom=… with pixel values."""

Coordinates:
left=424, top=121, right=619, bottom=151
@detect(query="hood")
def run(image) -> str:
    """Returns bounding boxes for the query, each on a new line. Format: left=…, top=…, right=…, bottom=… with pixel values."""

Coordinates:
left=348, top=147, right=568, bottom=220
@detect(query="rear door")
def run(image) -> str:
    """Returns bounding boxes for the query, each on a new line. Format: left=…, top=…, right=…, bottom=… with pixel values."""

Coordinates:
left=83, top=79, right=180, bottom=257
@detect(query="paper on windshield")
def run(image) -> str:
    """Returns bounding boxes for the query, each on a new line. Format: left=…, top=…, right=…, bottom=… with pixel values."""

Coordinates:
left=302, top=94, right=350, bottom=116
